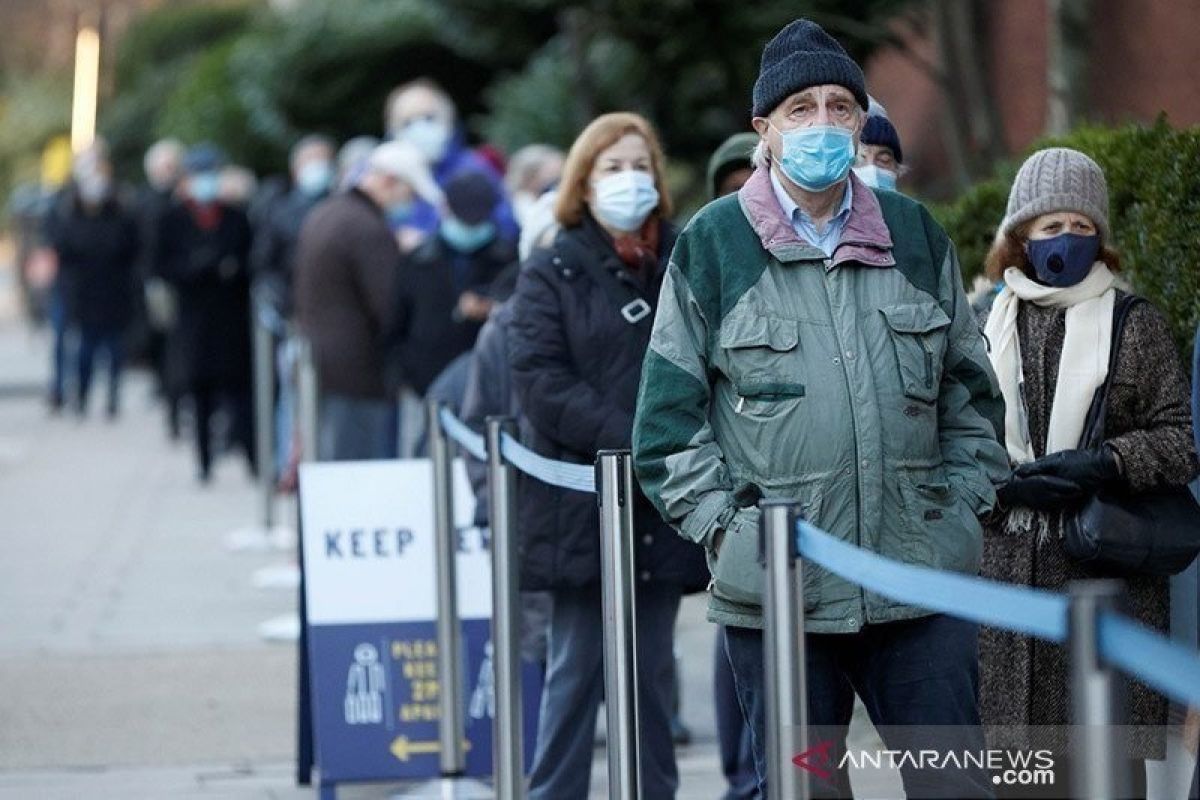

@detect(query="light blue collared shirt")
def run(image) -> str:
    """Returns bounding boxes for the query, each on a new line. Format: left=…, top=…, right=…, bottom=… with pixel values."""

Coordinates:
left=769, top=169, right=853, bottom=258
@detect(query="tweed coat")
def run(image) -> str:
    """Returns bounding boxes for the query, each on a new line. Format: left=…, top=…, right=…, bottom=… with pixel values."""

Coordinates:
left=979, top=291, right=1197, bottom=757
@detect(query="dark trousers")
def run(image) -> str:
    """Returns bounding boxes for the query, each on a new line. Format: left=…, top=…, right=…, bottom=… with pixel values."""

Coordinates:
left=192, top=380, right=255, bottom=480
left=76, top=326, right=124, bottom=414
left=725, top=614, right=991, bottom=799
left=715, top=626, right=759, bottom=799
left=527, top=582, right=681, bottom=800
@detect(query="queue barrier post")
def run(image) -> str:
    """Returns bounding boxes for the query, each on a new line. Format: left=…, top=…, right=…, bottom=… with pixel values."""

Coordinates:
left=427, top=400, right=466, bottom=777
left=760, top=501, right=809, bottom=800
left=296, top=338, right=318, bottom=465
left=486, top=418, right=524, bottom=800
left=251, top=293, right=276, bottom=528
left=595, top=450, right=641, bottom=800
left=1069, top=580, right=1129, bottom=800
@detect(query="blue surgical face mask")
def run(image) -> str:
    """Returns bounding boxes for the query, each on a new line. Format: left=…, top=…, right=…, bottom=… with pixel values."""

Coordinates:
left=387, top=199, right=415, bottom=227
left=190, top=171, right=221, bottom=205
left=771, top=123, right=856, bottom=192
left=399, top=118, right=451, bottom=164
left=1025, top=232, right=1101, bottom=287
left=296, top=160, right=333, bottom=197
left=441, top=216, right=497, bottom=253
left=852, top=164, right=898, bottom=192
left=590, top=170, right=659, bottom=233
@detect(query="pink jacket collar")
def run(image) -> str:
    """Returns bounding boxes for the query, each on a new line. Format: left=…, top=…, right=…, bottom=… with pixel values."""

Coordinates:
left=737, top=167, right=895, bottom=268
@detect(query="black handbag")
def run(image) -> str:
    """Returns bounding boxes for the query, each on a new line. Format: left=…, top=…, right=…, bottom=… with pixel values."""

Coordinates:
left=1063, top=295, right=1200, bottom=576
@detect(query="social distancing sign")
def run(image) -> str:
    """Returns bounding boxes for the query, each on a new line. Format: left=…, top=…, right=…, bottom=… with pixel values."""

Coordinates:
left=299, top=459, right=542, bottom=785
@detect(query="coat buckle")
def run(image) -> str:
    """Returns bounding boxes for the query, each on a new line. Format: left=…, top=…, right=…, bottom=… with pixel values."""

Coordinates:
left=621, top=298, right=652, bottom=324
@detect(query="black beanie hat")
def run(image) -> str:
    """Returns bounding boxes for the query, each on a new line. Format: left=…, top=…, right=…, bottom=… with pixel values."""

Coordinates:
left=861, top=114, right=903, bottom=164
left=445, top=169, right=499, bottom=225
left=752, top=19, right=868, bottom=118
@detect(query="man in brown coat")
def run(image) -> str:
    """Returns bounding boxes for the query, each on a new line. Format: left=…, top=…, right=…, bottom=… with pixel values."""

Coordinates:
left=294, top=141, right=438, bottom=460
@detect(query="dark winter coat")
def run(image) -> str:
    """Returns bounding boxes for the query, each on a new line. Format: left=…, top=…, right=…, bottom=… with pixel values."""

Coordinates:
left=509, top=214, right=709, bottom=592
left=391, top=233, right=515, bottom=396
left=250, top=187, right=327, bottom=318
left=462, top=301, right=520, bottom=527
left=979, top=292, right=1198, bottom=757
left=158, top=202, right=253, bottom=388
left=293, top=189, right=400, bottom=400
left=43, top=190, right=140, bottom=332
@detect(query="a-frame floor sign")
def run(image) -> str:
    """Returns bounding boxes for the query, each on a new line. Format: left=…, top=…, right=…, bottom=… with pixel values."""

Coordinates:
left=295, top=458, right=542, bottom=798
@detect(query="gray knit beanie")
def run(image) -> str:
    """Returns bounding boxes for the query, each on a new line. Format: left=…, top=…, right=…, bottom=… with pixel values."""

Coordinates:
left=1001, top=147, right=1110, bottom=242
left=752, top=19, right=868, bottom=118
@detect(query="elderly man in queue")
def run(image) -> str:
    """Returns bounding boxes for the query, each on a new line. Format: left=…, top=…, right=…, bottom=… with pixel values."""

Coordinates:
left=633, top=18, right=1008, bottom=798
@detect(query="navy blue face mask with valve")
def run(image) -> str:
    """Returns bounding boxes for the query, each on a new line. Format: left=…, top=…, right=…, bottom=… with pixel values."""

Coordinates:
left=1026, top=233, right=1101, bottom=287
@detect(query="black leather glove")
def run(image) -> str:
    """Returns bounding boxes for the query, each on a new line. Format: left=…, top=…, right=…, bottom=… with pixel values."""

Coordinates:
left=996, top=474, right=1088, bottom=512
left=1014, top=447, right=1122, bottom=493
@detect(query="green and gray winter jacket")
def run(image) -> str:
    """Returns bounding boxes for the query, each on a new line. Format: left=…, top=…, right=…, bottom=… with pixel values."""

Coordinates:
left=632, top=168, right=1008, bottom=632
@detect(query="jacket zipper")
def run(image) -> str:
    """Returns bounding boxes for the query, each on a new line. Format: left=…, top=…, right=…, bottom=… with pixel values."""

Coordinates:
left=923, top=343, right=934, bottom=389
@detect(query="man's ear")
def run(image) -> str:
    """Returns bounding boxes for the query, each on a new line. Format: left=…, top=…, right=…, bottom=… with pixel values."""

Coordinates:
left=751, top=116, right=771, bottom=138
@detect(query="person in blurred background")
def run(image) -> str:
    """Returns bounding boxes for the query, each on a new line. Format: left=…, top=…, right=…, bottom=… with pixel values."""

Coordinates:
left=853, top=101, right=905, bottom=192
left=138, top=139, right=185, bottom=437
left=703, top=130, right=760, bottom=800
left=218, top=165, right=258, bottom=210
left=252, top=135, right=335, bottom=322
left=251, top=134, right=336, bottom=480
left=294, top=141, right=426, bottom=461
left=159, top=144, right=255, bottom=483
left=384, top=78, right=517, bottom=240
left=335, top=135, right=379, bottom=193
left=390, top=168, right=515, bottom=408
left=42, top=143, right=140, bottom=418
left=504, top=144, right=565, bottom=229
left=706, top=132, right=758, bottom=200
left=509, top=112, right=708, bottom=800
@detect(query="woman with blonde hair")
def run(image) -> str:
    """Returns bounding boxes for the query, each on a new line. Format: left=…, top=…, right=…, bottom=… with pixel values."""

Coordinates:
left=979, top=147, right=1197, bottom=793
left=509, top=112, right=706, bottom=800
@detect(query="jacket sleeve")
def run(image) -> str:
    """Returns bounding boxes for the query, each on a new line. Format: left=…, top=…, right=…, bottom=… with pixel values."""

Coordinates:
left=461, top=316, right=505, bottom=525
left=509, top=260, right=633, bottom=456
left=353, top=223, right=400, bottom=338
left=936, top=241, right=1010, bottom=514
left=632, top=233, right=736, bottom=548
left=1105, top=302, right=1199, bottom=491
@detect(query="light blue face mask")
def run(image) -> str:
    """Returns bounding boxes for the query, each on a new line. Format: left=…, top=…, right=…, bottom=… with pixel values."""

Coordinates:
left=853, top=164, right=898, bottom=192
left=772, top=124, right=856, bottom=192
left=190, top=171, right=221, bottom=205
left=296, top=160, right=333, bottom=197
left=441, top=216, right=497, bottom=253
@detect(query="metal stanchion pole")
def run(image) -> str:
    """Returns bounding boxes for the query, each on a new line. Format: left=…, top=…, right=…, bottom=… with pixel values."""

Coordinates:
left=251, top=294, right=275, bottom=528
left=486, top=417, right=523, bottom=800
left=760, top=500, right=808, bottom=800
left=1069, top=580, right=1129, bottom=800
left=428, top=400, right=465, bottom=777
left=296, top=339, right=318, bottom=465
left=596, top=450, right=641, bottom=800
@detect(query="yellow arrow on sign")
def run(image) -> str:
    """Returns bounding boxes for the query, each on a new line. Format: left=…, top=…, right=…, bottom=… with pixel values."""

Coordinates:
left=390, top=736, right=472, bottom=762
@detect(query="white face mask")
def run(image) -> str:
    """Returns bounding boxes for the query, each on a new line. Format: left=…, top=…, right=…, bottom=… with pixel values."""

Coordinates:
left=590, top=170, right=659, bottom=233
left=399, top=118, right=450, bottom=164
left=852, top=164, right=898, bottom=192
left=77, top=174, right=111, bottom=205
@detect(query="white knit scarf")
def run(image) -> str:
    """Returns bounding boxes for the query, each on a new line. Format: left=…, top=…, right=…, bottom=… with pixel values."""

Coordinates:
left=984, top=264, right=1116, bottom=536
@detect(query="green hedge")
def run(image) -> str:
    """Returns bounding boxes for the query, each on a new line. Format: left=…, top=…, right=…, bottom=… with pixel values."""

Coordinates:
left=931, top=118, right=1200, bottom=356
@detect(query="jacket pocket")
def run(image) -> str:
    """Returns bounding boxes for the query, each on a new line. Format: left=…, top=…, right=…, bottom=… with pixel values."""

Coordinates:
left=894, top=478, right=982, bottom=574
left=879, top=303, right=951, bottom=403
left=720, top=311, right=805, bottom=416
left=710, top=489, right=823, bottom=609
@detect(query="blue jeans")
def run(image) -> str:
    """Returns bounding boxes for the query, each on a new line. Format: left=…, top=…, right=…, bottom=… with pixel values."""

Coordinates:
left=528, top=583, right=681, bottom=800
left=715, top=626, right=759, bottom=799
left=725, top=614, right=991, bottom=799
left=317, top=394, right=398, bottom=461
left=76, top=326, right=124, bottom=413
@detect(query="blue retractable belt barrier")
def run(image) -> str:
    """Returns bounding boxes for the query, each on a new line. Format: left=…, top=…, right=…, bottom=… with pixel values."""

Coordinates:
left=499, top=433, right=596, bottom=494
left=1097, top=610, right=1200, bottom=708
left=437, top=407, right=488, bottom=461
left=796, top=520, right=1070, bottom=642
